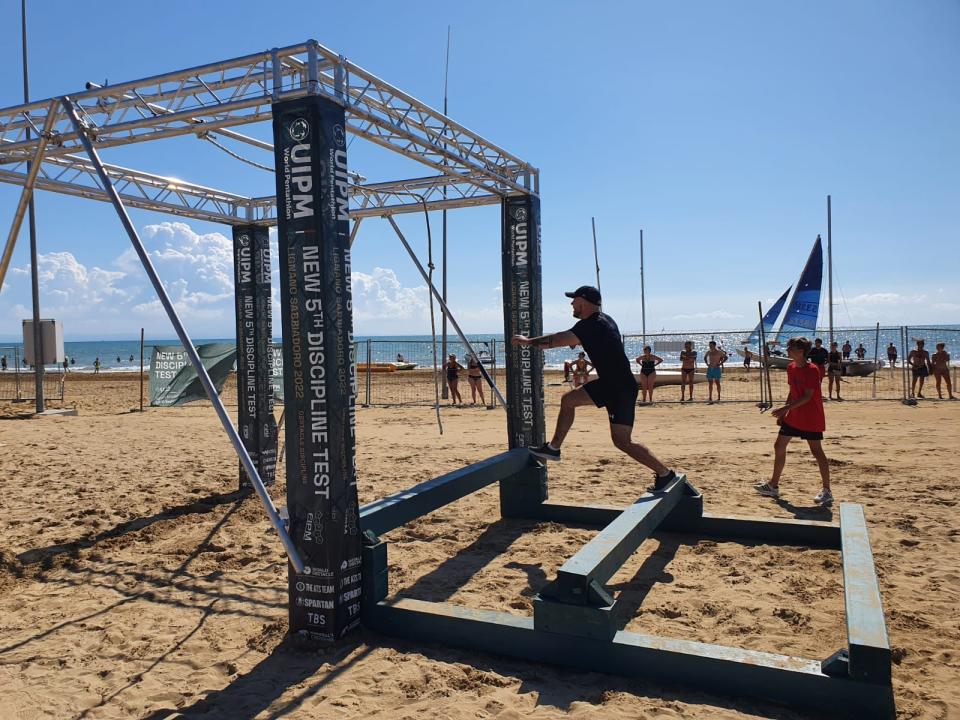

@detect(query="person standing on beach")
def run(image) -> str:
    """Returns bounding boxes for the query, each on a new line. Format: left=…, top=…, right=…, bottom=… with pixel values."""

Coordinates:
left=808, top=338, right=828, bottom=377
left=512, top=285, right=677, bottom=492
left=855, top=343, right=866, bottom=360
left=909, top=339, right=932, bottom=398
left=680, top=341, right=697, bottom=401
left=754, top=336, right=832, bottom=505
left=704, top=341, right=727, bottom=404
left=931, top=343, right=955, bottom=400
left=465, top=352, right=487, bottom=406
left=63, top=357, right=69, bottom=374
left=1, top=355, right=6, bottom=372
left=827, top=341, right=843, bottom=400
left=635, top=346, right=663, bottom=405
left=842, top=340, right=852, bottom=360
left=94, top=357, right=101, bottom=375
left=571, top=352, right=593, bottom=387
left=887, top=342, right=898, bottom=368
left=443, top=353, right=464, bottom=406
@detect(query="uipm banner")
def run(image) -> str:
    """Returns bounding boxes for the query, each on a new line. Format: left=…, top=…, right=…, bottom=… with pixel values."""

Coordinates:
left=232, top=225, right=277, bottom=490
left=273, top=95, right=361, bottom=644
left=501, top=195, right=545, bottom=449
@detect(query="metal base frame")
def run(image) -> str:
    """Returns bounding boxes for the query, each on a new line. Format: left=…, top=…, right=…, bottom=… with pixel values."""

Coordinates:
left=358, top=452, right=894, bottom=718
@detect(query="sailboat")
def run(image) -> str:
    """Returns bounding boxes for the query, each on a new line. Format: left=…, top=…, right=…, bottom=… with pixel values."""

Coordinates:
left=738, top=234, right=882, bottom=376
left=737, top=236, right=823, bottom=369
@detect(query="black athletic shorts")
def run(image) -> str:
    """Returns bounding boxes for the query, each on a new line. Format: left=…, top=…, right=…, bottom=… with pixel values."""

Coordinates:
left=778, top=421, right=823, bottom=441
left=583, top=379, right=639, bottom=427
left=912, top=366, right=929, bottom=378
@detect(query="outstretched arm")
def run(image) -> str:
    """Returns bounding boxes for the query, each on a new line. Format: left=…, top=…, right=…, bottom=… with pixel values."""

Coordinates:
left=513, top=330, right=580, bottom=349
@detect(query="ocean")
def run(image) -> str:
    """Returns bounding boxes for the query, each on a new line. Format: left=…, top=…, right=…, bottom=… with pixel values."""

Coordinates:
left=1, top=326, right=957, bottom=373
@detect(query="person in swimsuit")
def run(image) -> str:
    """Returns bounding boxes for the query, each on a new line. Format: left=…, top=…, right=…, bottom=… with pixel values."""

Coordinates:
left=931, top=343, right=954, bottom=400
left=842, top=340, right=852, bottom=360
left=466, top=352, right=486, bottom=406
left=513, top=285, right=677, bottom=492
left=908, top=339, right=931, bottom=398
left=443, top=353, right=464, bottom=405
left=704, top=340, right=727, bottom=404
left=680, top=341, right=697, bottom=402
left=855, top=343, right=866, bottom=360
left=827, top=341, right=843, bottom=400
left=572, top=352, right=593, bottom=387
left=634, top=346, right=663, bottom=404
left=887, top=342, right=897, bottom=368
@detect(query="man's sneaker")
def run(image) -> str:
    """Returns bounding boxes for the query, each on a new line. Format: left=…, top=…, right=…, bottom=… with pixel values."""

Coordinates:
left=529, top=443, right=560, bottom=462
left=814, top=489, right=834, bottom=505
left=646, top=469, right=677, bottom=493
left=754, top=482, right=780, bottom=498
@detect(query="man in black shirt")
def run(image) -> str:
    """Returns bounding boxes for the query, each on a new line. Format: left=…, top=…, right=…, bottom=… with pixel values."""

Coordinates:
left=512, top=285, right=677, bottom=491
left=808, top=338, right=828, bottom=375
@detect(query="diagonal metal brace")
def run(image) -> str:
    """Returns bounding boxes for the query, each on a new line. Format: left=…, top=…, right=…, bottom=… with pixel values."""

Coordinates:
left=0, top=98, right=59, bottom=291
left=59, top=95, right=304, bottom=574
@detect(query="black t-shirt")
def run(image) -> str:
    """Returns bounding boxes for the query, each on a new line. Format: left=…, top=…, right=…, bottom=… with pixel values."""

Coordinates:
left=828, top=350, right=842, bottom=368
left=808, top=346, right=828, bottom=365
left=571, top=312, right=636, bottom=389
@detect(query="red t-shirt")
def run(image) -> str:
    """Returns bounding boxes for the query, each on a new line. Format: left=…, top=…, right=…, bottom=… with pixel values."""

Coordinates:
left=785, top=361, right=826, bottom=433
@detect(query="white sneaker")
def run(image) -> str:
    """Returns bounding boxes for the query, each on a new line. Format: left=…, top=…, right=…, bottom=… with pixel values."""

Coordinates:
left=754, top=482, right=780, bottom=498
left=814, top=489, right=834, bottom=505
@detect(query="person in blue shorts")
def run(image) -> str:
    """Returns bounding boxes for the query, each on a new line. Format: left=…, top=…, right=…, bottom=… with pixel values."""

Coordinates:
left=704, top=340, right=727, bottom=404
left=512, top=285, right=678, bottom=493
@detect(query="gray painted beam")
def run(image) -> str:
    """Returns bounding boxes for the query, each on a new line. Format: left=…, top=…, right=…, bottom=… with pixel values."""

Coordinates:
left=360, top=449, right=533, bottom=536
left=840, top=503, right=891, bottom=683
left=522, top=503, right=841, bottom=548
left=363, top=598, right=895, bottom=718
left=545, top=476, right=687, bottom=604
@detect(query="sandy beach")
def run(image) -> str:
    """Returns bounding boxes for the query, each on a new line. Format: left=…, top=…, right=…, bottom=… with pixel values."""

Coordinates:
left=1, top=372, right=958, bottom=719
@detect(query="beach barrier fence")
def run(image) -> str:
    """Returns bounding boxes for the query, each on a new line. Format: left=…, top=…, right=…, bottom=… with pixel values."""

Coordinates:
left=0, top=345, right=65, bottom=402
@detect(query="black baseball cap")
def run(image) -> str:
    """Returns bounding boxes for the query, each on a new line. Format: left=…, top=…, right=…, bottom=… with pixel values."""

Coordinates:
left=565, top=285, right=602, bottom=305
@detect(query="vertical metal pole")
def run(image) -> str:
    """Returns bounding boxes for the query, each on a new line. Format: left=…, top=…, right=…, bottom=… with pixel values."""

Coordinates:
left=21, top=0, right=43, bottom=413
left=140, top=327, right=145, bottom=412
left=871, top=322, right=880, bottom=398
left=591, top=217, right=601, bottom=293
left=365, top=339, right=372, bottom=407
left=440, top=26, right=451, bottom=400
left=640, top=229, right=646, bottom=346
left=827, top=195, right=834, bottom=346
left=14, top=346, right=21, bottom=400
left=61, top=97, right=303, bottom=573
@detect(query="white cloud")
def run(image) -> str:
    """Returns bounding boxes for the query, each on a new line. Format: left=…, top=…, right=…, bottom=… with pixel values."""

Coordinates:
left=351, top=267, right=429, bottom=323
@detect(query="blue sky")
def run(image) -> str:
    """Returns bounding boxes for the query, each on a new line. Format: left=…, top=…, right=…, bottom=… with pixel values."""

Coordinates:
left=1, top=0, right=957, bottom=341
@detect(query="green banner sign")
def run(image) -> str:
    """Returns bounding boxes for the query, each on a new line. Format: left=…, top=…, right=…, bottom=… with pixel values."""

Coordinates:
left=149, top=343, right=236, bottom=407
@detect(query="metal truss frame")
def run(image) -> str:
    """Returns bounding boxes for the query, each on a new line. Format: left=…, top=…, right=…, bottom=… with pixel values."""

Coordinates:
left=0, top=40, right=537, bottom=225
left=359, top=450, right=896, bottom=718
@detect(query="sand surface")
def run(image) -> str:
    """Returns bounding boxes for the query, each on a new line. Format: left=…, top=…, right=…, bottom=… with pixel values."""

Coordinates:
left=0, top=373, right=958, bottom=719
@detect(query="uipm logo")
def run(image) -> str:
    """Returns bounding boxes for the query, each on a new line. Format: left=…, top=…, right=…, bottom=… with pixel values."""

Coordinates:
left=289, top=117, right=310, bottom=142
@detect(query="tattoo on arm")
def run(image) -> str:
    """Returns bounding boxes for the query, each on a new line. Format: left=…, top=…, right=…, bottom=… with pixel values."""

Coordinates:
left=530, top=335, right=552, bottom=348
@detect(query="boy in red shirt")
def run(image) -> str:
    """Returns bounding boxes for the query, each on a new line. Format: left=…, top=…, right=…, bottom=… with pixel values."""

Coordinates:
left=755, top=336, right=833, bottom=504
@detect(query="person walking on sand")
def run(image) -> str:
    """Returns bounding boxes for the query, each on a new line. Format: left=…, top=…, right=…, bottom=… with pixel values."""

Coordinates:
left=887, top=342, right=897, bottom=368
left=443, top=353, right=464, bottom=406
left=908, top=339, right=932, bottom=398
left=931, top=343, right=955, bottom=400
left=680, top=341, right=697, bottom=402
left=754, top=337, right=833, bottom=505
left=512, top=285, right=678, bottom=492
left=635, top=346, right=663, bottom=404
left=704, top=340, right=727, bottom=404
left=466, top=352, right=487, bottom=406
left=827, top=341, right=843, bottom=401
